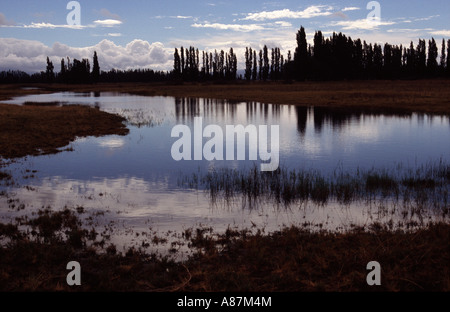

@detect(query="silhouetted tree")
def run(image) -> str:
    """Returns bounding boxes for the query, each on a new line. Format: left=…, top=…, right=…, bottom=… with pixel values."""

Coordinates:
left=352, top=39, right=363, bottom=79
left=59, top=58, right=67, bottom=83
left=294, top=26, right=308, bottom=80
left=362, top=41, right=374, bottom=78
left=205, top=51, right=210, bottom=77
left=427, top=38, right=438, bottom=75
left=180, top=46, right=185, bottom=77
left=46, top=57, right=54, bottom=83
left=258, top=50, right=263, bottom=80
left=447, top=39, right=450, bottom=76
left=440, top=39, right=446, bottom=73
left=406, top=41, right=416, bottom=77
left=416, top=39, right=427, bottom=76
left=229, top=48, right=237, bottom=80
left=92, top=51, right=100, bottom=83
left=373, top=44, right=383, bottom=78
left=0, top=70, right=31, bottom=83
left=263, top=45, right=269, bottom=81
left=245, top=47, right=252, bottom=81
left=173, top=48, right=181, bottom=79
left=252, top=50, right=257, bottom=81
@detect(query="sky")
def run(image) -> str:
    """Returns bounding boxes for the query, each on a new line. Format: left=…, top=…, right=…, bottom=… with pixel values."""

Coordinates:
left=0, top=0, right=449, bottom=73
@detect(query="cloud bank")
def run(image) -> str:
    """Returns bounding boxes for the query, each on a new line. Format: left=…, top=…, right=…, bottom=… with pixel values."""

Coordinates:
left=242, top=6, right=333, bottom=21
left=0, top=38, right=173, bottom=73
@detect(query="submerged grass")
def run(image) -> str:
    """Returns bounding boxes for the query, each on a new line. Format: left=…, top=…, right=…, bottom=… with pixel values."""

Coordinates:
left=180, top=162, right=450, bottom=217
left=0, top=207, right=448, bottom=291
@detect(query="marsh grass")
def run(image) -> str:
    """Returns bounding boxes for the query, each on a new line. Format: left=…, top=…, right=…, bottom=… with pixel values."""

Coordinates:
left=0, top=207, right=449, bottom=291
left=180, top=162, right=450, bottom=219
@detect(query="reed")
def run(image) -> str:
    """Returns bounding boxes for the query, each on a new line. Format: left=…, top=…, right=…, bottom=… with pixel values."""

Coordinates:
left=180, top=162, right=450, bottom=217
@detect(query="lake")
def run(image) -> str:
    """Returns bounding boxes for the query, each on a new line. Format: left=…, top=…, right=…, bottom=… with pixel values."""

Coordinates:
left=1, top=92, right=449, bottom=254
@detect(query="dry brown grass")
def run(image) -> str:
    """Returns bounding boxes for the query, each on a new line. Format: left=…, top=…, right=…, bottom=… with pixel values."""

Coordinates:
left=181, top=224, right=450, bottom=292
left=0, top=104, right=129, bottom=159
left=0, top=208, right=448, bottom=292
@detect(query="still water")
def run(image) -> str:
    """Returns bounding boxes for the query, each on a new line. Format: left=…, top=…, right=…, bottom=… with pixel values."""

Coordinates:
left=1, top=92, right=449, bottom=251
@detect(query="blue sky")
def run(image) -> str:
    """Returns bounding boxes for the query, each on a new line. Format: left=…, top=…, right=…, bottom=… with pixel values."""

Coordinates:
left=1, top=0, right=449, bottom=72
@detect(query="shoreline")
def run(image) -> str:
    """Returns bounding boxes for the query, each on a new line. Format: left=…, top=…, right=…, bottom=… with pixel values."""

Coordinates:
left=1, top=79, right=450, bottom=115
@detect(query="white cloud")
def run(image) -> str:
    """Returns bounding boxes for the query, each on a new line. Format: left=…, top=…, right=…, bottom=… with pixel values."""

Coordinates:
left=192, top=22, right=266, bottom=32
left=242, top=6, right=333, bottom=21
left=387, top=28, right=433, bottom=33
left=21, top=22, right=85, bottom=29
left=0, top=38, right=173, bottom=73
left=415, top=15, right=440, bottom=22
left=273, top=21, right=292, bottom=28
left=2, top=19, right=122, bottom=30
left=93, top=19, right=122, bottom=27
left=342, top=7, right=360, bottom=12
left=107, top=33, right=122, bottom=37
left=330, top=18, right=396, bottom=30
left=429, top=30, right=450, bottom=37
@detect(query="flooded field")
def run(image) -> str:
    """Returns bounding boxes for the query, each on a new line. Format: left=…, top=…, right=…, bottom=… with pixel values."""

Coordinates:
left=1, top=92, right=449, bottom=255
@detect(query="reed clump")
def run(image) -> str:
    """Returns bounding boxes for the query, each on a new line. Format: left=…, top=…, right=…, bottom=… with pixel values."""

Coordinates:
left=180, top=162, right=450, bottom=217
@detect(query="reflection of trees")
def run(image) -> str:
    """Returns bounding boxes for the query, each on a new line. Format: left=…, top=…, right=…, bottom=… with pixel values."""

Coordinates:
left=174, top=99, right=424, bottom=136
left=175, top=97, right=239, bottom=122
left=295, top=106, right=308, bottom=136
left=174, top=99, right=286, bottom=124
left=294, top=106, right=416, bottom=135
left=313, top=107, right=361, bottom=133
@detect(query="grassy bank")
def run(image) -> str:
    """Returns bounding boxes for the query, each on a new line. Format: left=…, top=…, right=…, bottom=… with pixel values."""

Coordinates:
left=3, top=79, right=449, bottom=115
left=0, top=208, right=448, bottom=292
left=0, top=104, right=129, bottom=159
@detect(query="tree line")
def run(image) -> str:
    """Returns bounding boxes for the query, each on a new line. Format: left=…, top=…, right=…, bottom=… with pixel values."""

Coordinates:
left=173, top=27, right=450, bottom=82
left=1, top=26, right=449, bottom=84
left=0, top=51, right=169, bottom=84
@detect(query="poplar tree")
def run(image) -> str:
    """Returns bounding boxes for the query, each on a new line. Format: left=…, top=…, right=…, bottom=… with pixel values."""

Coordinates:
left=427, top=38, right=438, bottom=74
left=294, top=26, right=308, bottom=80
left=263, top=45, right=269, bottom=81
left=245, top=47, right=252, bottom=81
left=447, top=39, right=450, bottom=75
left=258, top=50, right=263, bottom=80
left=252, top=50, right=257, bottom=81
left=180, top=47, right=185, bottom=77
left=92, top=51, right=100, bottom=83
left=46, top=57, right=54, bottom=83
